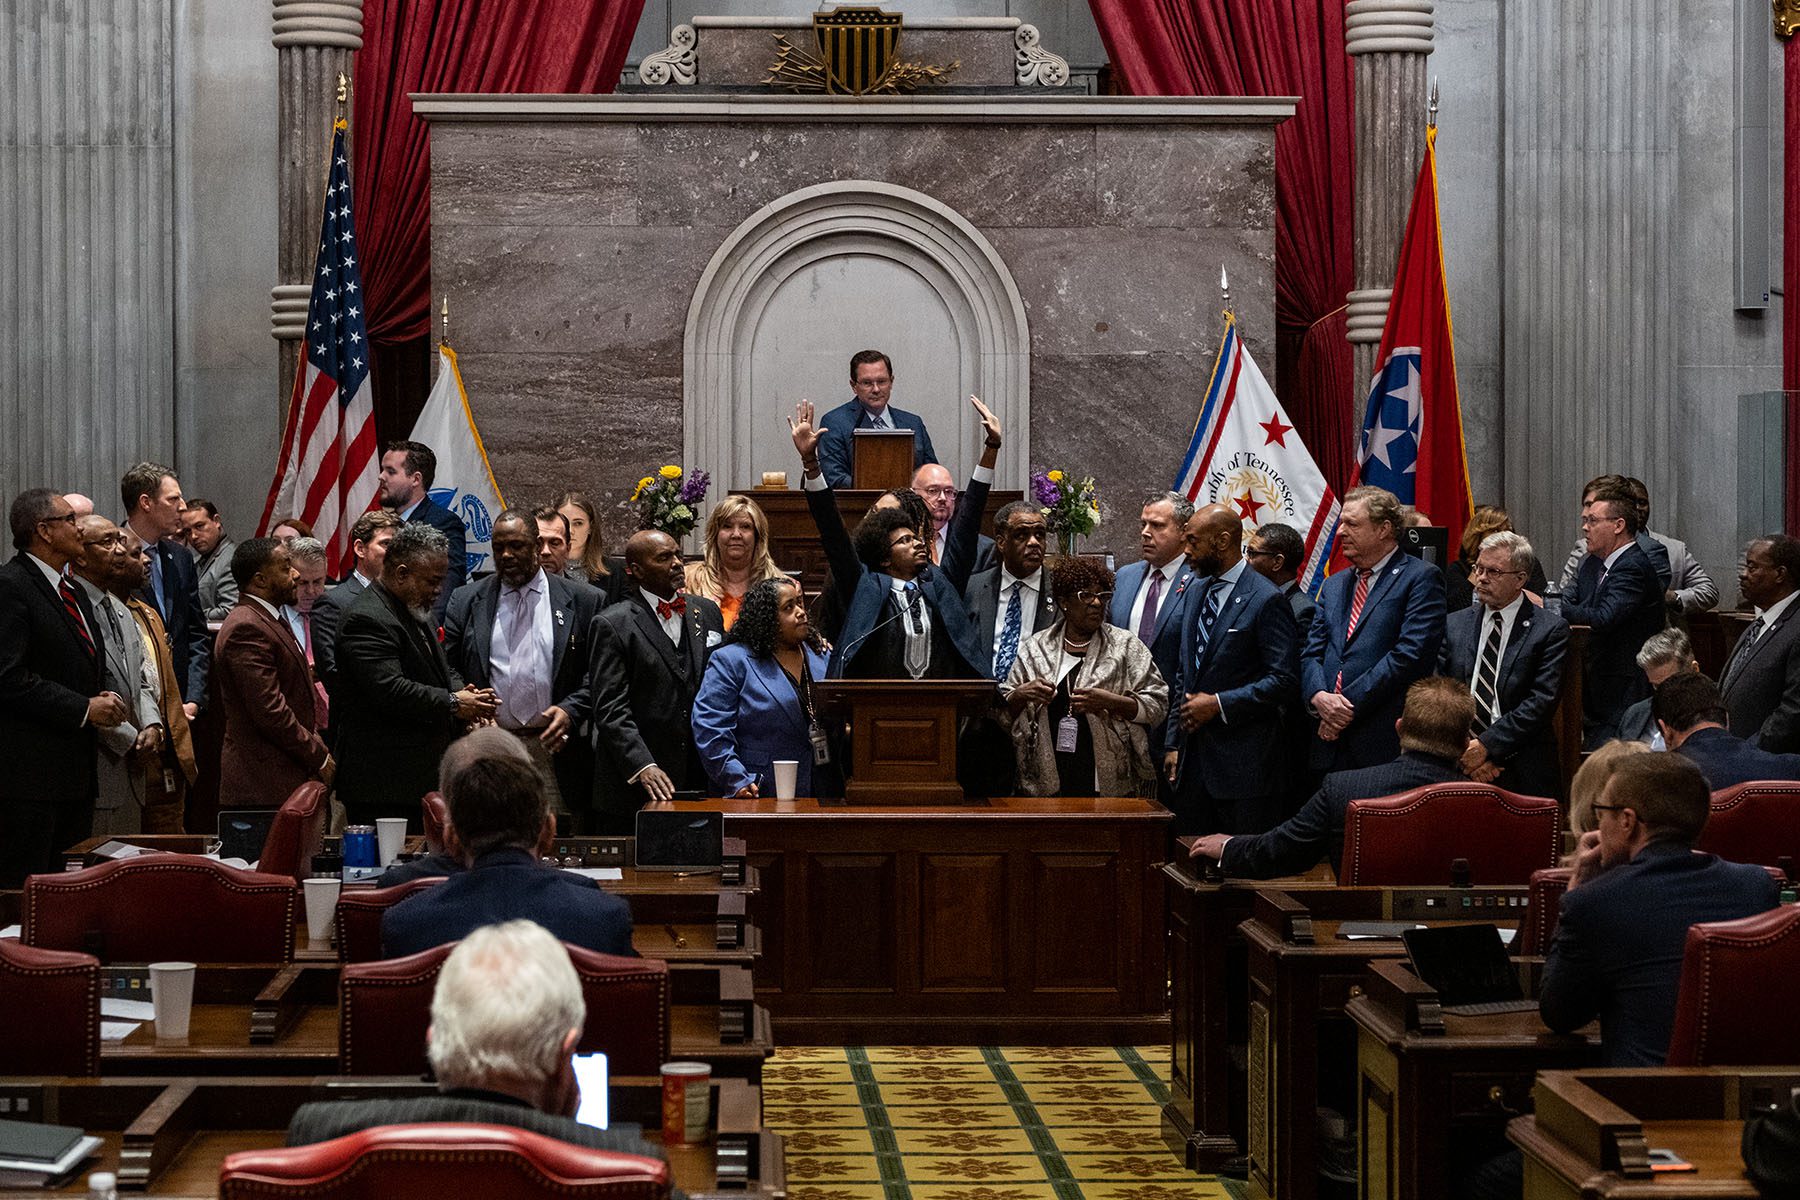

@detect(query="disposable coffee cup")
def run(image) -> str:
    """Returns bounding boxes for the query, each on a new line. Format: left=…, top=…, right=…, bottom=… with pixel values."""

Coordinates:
left=375, top=818, right=408, bottom=867
left=302, top=876, right=341, bottom=946
left=148, top=961, right=197, bottom=1042
left=772, top=760, right=799, bottom=801
left=661, top=1061, right=711, bottom=1144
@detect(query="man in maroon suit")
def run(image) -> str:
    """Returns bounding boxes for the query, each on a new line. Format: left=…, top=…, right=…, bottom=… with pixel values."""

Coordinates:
left=213, top=537, right=334, bottom=809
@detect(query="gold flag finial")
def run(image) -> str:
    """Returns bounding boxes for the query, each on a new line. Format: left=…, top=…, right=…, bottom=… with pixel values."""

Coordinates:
left=336, top=72, right=349, bottom=105
left=1778, top=0, right=1800, bottom=38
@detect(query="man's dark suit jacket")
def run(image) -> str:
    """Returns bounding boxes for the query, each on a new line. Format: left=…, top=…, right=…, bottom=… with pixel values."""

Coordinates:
left=817, top=399, right=938, bottom=490
left=0, top=555, right=103, bottom=885
left=1300, top=552, right=1446, bottom=770
left=309, top=573, right=368, bottom=703
left=401, top=494, right=469, bottom=624
left=213, top=600, right=329, bottom=810
left=1218, top=751, right=1465, bottom=879
left=964, top=566, right=1059, bottom=676
left=133, top=534, right=209, bottom=705
left=444, top=570, right=604, bottom=810
left=809, top=475, right=988, bottom=679
left=1617, top=697, right=1657, bottom=744
left=1165, top=567, right=1301, bottom=834
left=333, top=580, right=465, bottom=821
left=1540, top=840, right=1778, bottom=1066
left=1561, top=542, right=1665, bottom=747
left=1437, top=600, right=1569, bottom=798
left=381, top=847, right=634, bottom=959
left=1280, top=579, right=1318, bottom=644
left=1720, top=599, right=1800, bottom=753
left=1675, top=725, right=1800, bottom=789
left=1107, top=560, right=1191, bottom=697
left=586, top=591, right=724, bottom=831
left=287, top=1090, right=670, bottom=1166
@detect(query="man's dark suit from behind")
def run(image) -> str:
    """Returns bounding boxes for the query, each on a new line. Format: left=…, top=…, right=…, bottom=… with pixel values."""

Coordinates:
left=1720, top=535, right=1800, bottom=753
left=0, top=490, right=117, bottom=885
left=1540, top=753, right=1779, bottom=1066
left=381, top=756, right=633, bottom=959
left=586, top=531, right=724, bottom=833
left=1190, top=676, right=1475, bottom=879
left=1560, top=489, right=1666, bottom=747
left=1657, top=670, right=1800, bottom=789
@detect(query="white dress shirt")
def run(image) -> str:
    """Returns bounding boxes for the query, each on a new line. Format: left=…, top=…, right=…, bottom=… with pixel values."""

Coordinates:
left=1127, top=556, right=1184, bottom=635
left=1468, top=592, right=1526, bottom=724
left=493, top=570, right=555, bottom=730
left=1753, top=589, right=1799, bottom=628
left=642, top=587, right=683, bottom=645
left=992, top=567, right=1045, bottom=651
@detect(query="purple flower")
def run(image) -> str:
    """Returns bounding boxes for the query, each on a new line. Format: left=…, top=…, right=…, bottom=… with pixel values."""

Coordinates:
left=1029, top=470, right=1058, bottom=508
left=677, top=469, right=711, bottom=505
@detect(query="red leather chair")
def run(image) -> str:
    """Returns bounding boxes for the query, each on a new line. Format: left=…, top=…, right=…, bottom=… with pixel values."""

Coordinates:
left=421, top=792, right=450, bottom=855
left=23, top=856, right=297, bottom=962
left=218, top=1124, right=669, bottom=1200
left=258, top=782, right=330, bottom=881
left=1339, top=783, right=1561, bottom=886
left=1519, top=867, right=1573, bottom=955
left=1696, top=782, right=1800, bottom=871
left=1665, top=905, right=1800, bottom=1066
left=340, top=943, right=670, bottom=1077
left=0, top=940, right=100, bottom=1075
left=334, top=878, right=444, bottom=964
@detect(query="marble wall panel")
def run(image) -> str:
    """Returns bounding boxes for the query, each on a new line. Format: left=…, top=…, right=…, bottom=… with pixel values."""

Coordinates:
left=1095, top=127, right=1275, bottom=232
left=432, top=124, right=640, bottom=228
left=632, top=122, right=859, bottom=226
left=855, top=123, right=1097, bottom=227
left=693, top=28, right=785, bottom=88
left=901, top=30, right=1015, bottom=86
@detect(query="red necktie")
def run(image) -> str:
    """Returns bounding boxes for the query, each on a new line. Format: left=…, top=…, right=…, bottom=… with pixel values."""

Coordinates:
left=657, top=595, right=687, bottom=621
left=58, top=578, right=96, bottom=658
left=1334, top=569, right=1373, bottom=692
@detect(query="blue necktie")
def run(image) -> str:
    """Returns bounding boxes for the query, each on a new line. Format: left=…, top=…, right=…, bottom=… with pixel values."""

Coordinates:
left=1193, top=580, right=1226, bottom=668
left=995, top=581, right=1024, bottom=680
left=148, top=543, right=167, bottom=617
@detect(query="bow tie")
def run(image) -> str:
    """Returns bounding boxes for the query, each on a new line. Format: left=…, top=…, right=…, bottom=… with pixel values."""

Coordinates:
left=657, top=596, right=687, bottom=621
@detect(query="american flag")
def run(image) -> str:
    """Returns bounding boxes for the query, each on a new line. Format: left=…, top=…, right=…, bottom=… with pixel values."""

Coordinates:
left=258, top=118, right=379, bottom=577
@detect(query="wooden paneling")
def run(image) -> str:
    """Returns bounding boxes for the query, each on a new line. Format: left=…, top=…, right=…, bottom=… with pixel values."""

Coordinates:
left=918, top=853, right=1006, bottom=991
left=805, top=852, right=895, bottom=991
left=1030, top=853, right=1118, bottom=992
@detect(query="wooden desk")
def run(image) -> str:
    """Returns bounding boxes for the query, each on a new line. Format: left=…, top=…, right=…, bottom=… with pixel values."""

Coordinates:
left=1509, top=1067, right=1800, bottom=1199
left=1160, top=851, right=1336, bottom=1171
left=1239, top=885, right=1531, bottom=1200
left=672, top=795, right=1172, bottom=1044
left=1349, top=958, right=1601, bottom=1200
left=95, top=963, right=771, bottom=1080
left=737, top=487, right=1021, bottom=592
left=0, top=1075, right=780, bottom=1199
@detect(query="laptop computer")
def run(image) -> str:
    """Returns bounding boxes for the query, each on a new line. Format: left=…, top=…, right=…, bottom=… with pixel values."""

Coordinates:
left=1400, top=923, right=1538, bottom=1016
left=216, top=810, right=279, bottom=865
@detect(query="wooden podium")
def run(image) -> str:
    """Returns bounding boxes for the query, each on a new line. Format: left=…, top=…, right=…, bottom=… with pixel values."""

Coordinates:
left=851, top=427, right=916, bottom=489
left=814, top=679, right=997, bottom=804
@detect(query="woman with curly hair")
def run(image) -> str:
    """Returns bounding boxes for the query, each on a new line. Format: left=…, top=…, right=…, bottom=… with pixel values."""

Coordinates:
left=684, top=495, right=788, bottom=630
left=552, top=490, right=618, bottom=589
left=1002, top=557, right=1168, bottom=797
left=692, top=576, right=839, bottom=797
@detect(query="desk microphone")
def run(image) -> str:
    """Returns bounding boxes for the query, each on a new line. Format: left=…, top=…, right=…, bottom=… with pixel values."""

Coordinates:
left=837, top=585, right=927, bottom=667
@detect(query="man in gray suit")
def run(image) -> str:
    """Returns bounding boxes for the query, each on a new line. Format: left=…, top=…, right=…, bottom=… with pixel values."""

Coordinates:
left=1721, top=535, right=1800, bottom=753
left=285, top=919, right=674, bottom=1177
left=182, top=499, right=236, bottom=622
left=68, top=516, right=161, bottom=835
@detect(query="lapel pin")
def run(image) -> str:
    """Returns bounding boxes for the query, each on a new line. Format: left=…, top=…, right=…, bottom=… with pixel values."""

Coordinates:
left=555, top=610, right=565, bottom=627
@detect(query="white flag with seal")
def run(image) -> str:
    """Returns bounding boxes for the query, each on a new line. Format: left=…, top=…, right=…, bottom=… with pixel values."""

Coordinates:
left=409, top=344, right=505, bottom=577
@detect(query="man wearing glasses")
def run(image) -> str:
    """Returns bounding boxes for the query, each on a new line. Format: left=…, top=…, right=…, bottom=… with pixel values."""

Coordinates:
left=0, top=489, right=131, bottom=884
left=1562, top=484, right=1666, bottom=747
left=1437, top=531, right=1568, bottom=796
left=1162, top=503, right=1301, bottom=835
left=961, top=502, right=1055, bottom=795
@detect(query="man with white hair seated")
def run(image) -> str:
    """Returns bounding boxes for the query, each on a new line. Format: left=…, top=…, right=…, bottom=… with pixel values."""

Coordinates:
left=285, top=920, right=672, bottom=1170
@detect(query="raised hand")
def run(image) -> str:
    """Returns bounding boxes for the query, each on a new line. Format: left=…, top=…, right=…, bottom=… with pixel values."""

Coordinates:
left=970, top=394, right=1001, bottom=446
left=789, top=399, right=823, bottom=461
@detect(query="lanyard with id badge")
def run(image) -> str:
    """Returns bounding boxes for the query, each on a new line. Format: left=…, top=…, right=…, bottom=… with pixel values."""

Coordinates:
left=796, top=657, right=830, bottom=766
left=1054, top=652, right=1085, bottom=753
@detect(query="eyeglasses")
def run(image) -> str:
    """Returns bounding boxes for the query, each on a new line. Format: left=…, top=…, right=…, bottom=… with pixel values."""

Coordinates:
left=82, top=533, right=128, bottom=548
left=1073, top=589, right=1114, bottom=604
left=1245, top=548, right=1276, bottom=559
left=1470, top=565, right=1524, bottom=578
left=1589, top=803, right=1629, bottom=816
left=1579, top=514, right=1622, bottom=528
left=39, top=512, right=77, bottom=528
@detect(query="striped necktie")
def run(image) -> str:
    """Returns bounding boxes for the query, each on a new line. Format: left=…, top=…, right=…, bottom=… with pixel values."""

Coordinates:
left=1471, top=610, right=1504, bottom=733
left=58, top=578, right=96, bottom=658
left=1192, top=580, right=1227, bottom=667
left=1334, top=569, right=1373, bottom=691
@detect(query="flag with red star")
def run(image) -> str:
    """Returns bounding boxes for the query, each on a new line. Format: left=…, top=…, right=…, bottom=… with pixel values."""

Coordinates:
left=1173, top=311, right=1340, bottom=595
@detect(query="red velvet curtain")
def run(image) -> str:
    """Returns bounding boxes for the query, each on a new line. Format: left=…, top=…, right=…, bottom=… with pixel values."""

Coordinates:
left=1088, top=0, right=1356, bottom=493
left=353, top=0, right=646, bottom=429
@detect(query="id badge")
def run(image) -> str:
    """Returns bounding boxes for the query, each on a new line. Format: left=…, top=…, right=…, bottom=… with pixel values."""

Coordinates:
left=810, top=723, right=831, bottom=766
left=1056, top=715, right=1080, bottom=753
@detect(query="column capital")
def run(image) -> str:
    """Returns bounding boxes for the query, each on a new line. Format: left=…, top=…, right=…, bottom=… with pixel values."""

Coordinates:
left=272, top=0, right=364, bottom=50
left=1344, top=0, right=1434, bottom=56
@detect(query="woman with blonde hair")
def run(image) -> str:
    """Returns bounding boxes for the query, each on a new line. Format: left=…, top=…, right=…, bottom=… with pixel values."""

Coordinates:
left=1566, top=738, right=1652, bottom=844
left=684, top=495, right=788, bottom=629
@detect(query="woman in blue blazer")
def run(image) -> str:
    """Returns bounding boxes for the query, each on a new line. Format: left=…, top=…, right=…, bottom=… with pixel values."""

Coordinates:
left=692, top=577, right=839, bottom=797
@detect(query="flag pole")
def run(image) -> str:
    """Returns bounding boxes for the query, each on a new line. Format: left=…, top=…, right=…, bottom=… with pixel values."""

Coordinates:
left=1428, top=77, right=1438, bottom=131
left=441, top=295, right=451, bottom=350
left=1219, top=264, right=1233, bottom=323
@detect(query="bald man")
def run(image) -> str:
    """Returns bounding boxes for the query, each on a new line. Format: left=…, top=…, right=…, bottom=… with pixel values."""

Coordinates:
left=584, top=531, right=725, bottom=832
left=912, top=464, right=995, bottom=572
left=1162, top=504, right=1301, bottom=835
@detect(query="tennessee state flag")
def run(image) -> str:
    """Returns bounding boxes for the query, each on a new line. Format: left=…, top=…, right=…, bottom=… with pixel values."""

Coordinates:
left=1348, top=125, right=1472, bottom=538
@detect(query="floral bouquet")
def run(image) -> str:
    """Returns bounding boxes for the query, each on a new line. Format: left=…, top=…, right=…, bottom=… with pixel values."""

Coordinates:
left=627, top=464, right=710, bottom=540
left=1030, top=467, right=1100, bottom=554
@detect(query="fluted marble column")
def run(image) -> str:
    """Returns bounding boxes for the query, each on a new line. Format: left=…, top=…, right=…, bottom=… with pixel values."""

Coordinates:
left=1344, top=0, right=1434, bottom=395
left=272, top=0, right=362, bottom=407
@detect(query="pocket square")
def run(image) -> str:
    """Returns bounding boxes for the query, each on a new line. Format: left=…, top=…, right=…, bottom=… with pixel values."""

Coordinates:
left=705, top=630, right=723, bottom=649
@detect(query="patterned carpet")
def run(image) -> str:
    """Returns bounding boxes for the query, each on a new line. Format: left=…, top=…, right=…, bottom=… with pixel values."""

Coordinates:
left=763, top=1046, right=1239, bottom=1200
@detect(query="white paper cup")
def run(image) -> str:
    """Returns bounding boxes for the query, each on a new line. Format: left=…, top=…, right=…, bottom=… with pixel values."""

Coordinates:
left=148, top=962, right=197, bottom=1042
left=772, top=760, right=799, bottom=801
left=302, top=876, right=341, bottom=946
left=375, top=818, right=408, bottom=866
